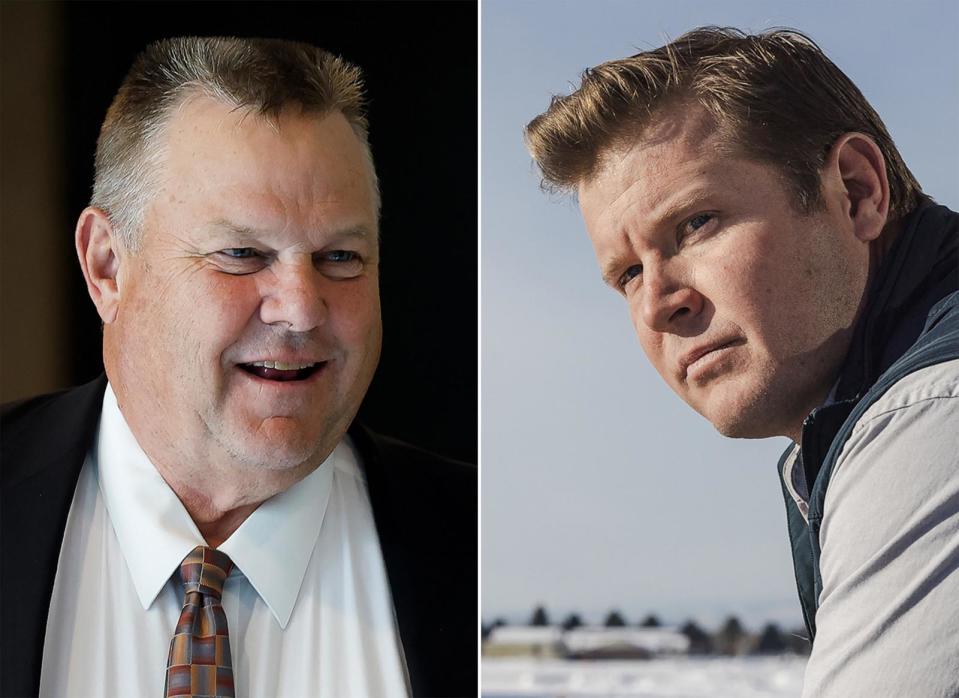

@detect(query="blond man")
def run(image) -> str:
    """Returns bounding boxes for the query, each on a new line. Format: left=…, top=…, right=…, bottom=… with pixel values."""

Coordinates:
left=527, top=27, right=958, bottom=697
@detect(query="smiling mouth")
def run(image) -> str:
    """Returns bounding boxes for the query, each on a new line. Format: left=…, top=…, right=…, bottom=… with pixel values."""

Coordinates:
left=239, top=361, right=325, bottom=382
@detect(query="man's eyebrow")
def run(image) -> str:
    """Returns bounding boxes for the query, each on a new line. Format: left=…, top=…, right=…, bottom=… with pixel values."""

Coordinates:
left=207, top=219, right=261, bottom=241
left=324, top=224, right=378, bottom=242
left=207, top=219, right=377, bottom=242
left=648, top=186, right=714, bottom=228
left=600, top=252, right=634, bottom=289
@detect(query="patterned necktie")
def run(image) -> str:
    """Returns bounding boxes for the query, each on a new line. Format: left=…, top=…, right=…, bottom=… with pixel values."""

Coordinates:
left=164, top=546, right=236, bottom=697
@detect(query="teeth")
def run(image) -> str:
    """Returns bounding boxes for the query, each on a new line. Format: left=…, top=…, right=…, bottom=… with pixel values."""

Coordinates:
left=248, top=360, right=316, bottom=370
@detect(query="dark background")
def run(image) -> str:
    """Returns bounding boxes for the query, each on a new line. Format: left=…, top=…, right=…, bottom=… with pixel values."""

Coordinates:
left=2, top=1, right=477, bottom=462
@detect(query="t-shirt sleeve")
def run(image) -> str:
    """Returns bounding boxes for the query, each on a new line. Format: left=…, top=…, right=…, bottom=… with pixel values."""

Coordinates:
left=801, top=360, right=959, bottom=698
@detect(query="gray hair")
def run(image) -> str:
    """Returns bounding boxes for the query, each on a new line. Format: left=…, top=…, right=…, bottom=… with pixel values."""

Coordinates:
left=91, top=36, right=379, bottom=251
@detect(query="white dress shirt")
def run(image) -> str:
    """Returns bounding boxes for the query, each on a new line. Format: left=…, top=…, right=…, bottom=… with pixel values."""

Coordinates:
left=39, top=384, right=409, bottom=697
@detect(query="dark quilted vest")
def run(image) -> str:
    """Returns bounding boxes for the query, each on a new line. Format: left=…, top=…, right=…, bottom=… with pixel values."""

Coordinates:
left=778, top=201, right=959, bottom=641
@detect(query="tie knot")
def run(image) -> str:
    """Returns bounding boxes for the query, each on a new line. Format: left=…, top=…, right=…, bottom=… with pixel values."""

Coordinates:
left=178, top=546, right=233, bottom=600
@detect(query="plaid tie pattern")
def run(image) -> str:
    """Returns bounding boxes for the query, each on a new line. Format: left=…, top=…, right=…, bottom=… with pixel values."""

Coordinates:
left=164, top=546, right=236, bottom=697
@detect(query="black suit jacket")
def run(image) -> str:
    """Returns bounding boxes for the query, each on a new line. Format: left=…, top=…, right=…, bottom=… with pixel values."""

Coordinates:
left=1, top=376, right=477, bottom=697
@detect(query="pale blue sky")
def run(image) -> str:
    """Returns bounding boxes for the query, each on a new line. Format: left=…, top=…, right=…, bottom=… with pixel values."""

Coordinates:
left=481, top=0, right=959, bottom=629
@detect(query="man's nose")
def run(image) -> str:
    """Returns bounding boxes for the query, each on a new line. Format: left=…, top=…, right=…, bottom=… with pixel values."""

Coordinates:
left=259, top=260, right=328, bottom=333
left=638, top=262, right=701, bottom=332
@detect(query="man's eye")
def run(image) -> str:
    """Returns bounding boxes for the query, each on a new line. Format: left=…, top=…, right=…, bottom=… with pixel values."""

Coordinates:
left=221, top=248, right=261, bottom=259
left=684, top=213, right=715, bottom=234
left=318, top=250, right=364, bottom=279
left=213, top=248, right=268, bottom=275
left=617, top=264, right=643, bottom=290
left=324, top=250, right=358, bottom=263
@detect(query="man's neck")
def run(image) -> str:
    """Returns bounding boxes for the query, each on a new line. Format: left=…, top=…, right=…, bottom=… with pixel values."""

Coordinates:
left=186, top=501, right=261, bottom=549
left=147, top=447, right=318, bottom=548
left=106, top=379, right=324, bottom=549
left=784, top=218, right=907, bottom=446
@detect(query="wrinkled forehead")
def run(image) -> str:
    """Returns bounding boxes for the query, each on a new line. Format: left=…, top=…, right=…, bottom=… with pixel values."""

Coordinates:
left=578, top=105, right=730, bottom=222
left=156, top=94, right=374, bottom=191
left=591, top=103, right=729, bottom=183
left=148, top=96, right=379, bottom=233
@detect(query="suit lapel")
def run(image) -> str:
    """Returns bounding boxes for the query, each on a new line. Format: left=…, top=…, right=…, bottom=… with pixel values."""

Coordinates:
left=348, top=423, right=478, bottom=697
left=1, top=376, right=107, bottom=697
left=348, top=423, right=428, bottom=695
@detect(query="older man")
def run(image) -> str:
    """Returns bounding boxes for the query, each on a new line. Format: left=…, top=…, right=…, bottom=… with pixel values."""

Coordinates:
left=526, top=28, right=958, bottom=696
left=1, top=37, right=475, bottom=698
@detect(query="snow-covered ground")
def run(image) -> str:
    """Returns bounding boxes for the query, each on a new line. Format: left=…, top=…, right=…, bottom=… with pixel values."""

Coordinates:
left=483, top=656, right=807, bottom=698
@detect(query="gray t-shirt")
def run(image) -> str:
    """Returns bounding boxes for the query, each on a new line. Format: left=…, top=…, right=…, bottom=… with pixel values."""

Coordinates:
left=798, top=358, right=959, bottom=697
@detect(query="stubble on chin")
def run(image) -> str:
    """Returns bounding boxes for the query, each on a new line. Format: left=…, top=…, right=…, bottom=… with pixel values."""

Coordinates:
left=691, top=361, right=791, bottom=440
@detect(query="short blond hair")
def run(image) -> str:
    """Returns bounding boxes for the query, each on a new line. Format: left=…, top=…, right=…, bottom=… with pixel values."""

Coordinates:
left=525, top=27, right=922, bottom=220
left=92, top=36, right=377, bottom=250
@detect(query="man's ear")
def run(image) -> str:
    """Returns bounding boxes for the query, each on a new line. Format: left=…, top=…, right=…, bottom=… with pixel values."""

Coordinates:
left=823, top=132, right=890, bottom=243
left=75, top=207, right=124, bottom=324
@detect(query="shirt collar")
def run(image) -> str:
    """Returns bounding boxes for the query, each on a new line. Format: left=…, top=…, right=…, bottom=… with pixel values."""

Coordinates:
left=781, top=442, right=809, bottom=521
left=97, top=382, right=338, bottom=628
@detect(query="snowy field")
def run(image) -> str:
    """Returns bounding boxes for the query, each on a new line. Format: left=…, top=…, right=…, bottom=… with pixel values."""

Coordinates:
left=483, top=656, right=807, bottom=698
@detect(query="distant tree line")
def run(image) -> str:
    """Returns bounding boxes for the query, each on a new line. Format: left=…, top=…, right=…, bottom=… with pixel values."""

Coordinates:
left=482, top=605, right=811, bottom=656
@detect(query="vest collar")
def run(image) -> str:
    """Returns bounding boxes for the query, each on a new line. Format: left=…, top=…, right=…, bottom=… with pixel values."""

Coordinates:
left=835, top=199, right=959, bottom=402
left=798, top=200, right=958, bottom=489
